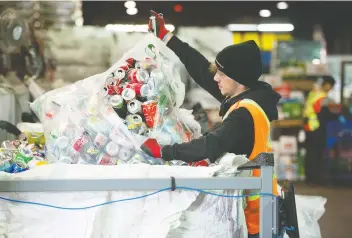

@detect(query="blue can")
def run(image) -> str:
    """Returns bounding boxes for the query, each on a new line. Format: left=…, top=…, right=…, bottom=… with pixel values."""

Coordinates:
left=8, top=161, right=28, bottom=173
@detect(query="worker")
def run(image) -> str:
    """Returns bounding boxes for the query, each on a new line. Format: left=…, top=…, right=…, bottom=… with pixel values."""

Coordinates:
left=141, top=11, right=281, bottom=238
left=303, top=75, right=337, bottom=185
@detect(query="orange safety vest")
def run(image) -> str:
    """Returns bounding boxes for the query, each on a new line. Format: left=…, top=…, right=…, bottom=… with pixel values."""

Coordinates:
left=223, top=98, right=279, bottom=235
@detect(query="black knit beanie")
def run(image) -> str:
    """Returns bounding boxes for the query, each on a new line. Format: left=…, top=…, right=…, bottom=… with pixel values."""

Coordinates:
left=215, top=40, right=263, bottom=88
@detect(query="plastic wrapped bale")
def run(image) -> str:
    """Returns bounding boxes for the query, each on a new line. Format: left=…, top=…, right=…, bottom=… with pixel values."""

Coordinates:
left=30, top=34, right=199, bottom=166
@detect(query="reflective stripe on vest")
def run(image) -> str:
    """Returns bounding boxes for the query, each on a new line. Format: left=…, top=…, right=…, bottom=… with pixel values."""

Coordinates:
left=223, top=98, right=279, bottom=235
left=303, top=90, right=326, bottom=131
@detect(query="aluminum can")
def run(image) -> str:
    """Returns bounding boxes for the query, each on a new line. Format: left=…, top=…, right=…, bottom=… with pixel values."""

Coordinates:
left=109, top=95, right=124, bottom=109
left=127, top=99, right=142, bottom=114
left=128, top=69, right=149, bottom=83
left=126, top=114, right=143, bottom=130
left=121, top=88, right=136, bottom=101
left=142, top=100, right=157, bottom=128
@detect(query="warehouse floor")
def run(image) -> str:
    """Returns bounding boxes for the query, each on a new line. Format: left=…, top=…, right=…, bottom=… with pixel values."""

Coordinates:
left=294, top=182, right=352, bottom=238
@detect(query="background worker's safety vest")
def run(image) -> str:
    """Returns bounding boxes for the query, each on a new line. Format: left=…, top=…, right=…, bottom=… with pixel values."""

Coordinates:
left=223, top=99, right=279, bottom=235
left=303, top=90, right=327, bottom=132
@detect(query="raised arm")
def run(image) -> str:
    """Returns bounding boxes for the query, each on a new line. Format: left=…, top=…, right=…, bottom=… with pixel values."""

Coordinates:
left=148, top=10, right=225, bottom=102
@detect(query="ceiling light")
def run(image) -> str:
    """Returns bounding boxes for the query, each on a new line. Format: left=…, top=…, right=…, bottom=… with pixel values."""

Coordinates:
left=257, top=23, right=294, bottom=32
left=259, top=9, right=271, bottom=18
left=124, top=1, right=136, bottom=9
left=277, top=2, right=288, bottom=10
left=227, top=24, right=258, bottom=32
left=105, top=24, right=175, bottom=33
left=126, top=7, right=138, bottom=15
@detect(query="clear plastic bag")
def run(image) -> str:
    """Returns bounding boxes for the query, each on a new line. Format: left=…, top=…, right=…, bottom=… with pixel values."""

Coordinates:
left=30, top=34, right=200, bottom=166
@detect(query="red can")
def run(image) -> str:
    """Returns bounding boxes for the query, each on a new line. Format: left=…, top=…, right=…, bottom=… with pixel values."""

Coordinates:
left=115, top=82, right=127, bottom=95
left=125, top=58, right=137, bottom=68
left=98, top=153, right=115, bottom=165
left=128, top=69, right=149, bottom=83
left=102, top=85, right=116, bottom=97
left=189, top=159, right=210, bottom=167
left=142, top=100, right=157, bottom=128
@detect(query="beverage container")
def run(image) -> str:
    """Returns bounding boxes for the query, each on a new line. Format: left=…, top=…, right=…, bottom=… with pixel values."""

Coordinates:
left=142, top=100, right=157, bottom=127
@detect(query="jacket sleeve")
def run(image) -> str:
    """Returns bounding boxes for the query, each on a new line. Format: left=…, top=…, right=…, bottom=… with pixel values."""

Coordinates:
left=166, top=35, right=225, bottom=102
left=161, top=108, right=254, bottom=163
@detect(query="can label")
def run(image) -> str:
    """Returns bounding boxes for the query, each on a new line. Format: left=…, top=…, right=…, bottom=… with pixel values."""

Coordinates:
left=142, top=100, right=157, bottom=128
left=15, top=148, right=33, bottom=164
left=109, top=95, right=124, bottom=109
left=98, top=153, right=115, bottom=165
left=73, top=132, right=89, bottom=152
left=9, top=161, right=28, bottom=173
left=127, top=99, right=142, bottom=114
left=121, top=88, right=136, bottom=101
left=19, top=132, right=45, bottom=145
left=128, top=69, right=149, bottom=83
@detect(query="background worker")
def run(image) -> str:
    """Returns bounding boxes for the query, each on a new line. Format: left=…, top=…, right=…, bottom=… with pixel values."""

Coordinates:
left=141, top=11, right=281, bottom=238
left=303, top=75, right=339, bottom=185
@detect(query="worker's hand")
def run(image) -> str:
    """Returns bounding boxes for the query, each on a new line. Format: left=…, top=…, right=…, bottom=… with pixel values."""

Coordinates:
left=148, top=10, right=169, bottom=40
left=141, top=138, right=162, bottom=158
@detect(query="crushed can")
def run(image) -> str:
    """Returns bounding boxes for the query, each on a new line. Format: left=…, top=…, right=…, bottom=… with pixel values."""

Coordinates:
left=15, top=147, right=33, bottom=164
left=19, top=132, right=45, bottom=145
left=8, top=160, right=29, bottom=173
left=126, top=83, right=150, bottom=97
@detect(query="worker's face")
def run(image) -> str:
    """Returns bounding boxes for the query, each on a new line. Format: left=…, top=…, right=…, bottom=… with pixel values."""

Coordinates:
left=322, top=83, right=333, bottom=93
left=214, top=70, right=244, bottom=97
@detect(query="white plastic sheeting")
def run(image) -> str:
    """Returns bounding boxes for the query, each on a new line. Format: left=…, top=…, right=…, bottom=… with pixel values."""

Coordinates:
left=0, top=163, right=247, bottom=238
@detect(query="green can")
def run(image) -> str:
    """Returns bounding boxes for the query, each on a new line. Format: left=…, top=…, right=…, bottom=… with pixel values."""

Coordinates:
left=14, top=148, right=33, bottom=164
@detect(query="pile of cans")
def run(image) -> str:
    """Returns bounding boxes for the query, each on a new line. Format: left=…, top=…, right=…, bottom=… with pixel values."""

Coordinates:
left=0, top=132, right=47, bottom=173
left=102, top=56, right=166, bottom=137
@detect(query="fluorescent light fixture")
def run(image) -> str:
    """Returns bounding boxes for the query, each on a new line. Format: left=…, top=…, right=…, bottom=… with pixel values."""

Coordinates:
left=312, top=59, right=321, bottom=65
left=259, top=9, right=271, bottom=18
left=124, top=1, right=136, bottom=9
left=227, top=23, right=294, bottom=32
left=257, top=23, right=294, bottom=32
left=105, top=24, right=175, bottom=33
left=227, top=24, right=258, bottom=32
left=126, top=7, right=138, bottom=15
left=277, top=2, right=288, bottom=10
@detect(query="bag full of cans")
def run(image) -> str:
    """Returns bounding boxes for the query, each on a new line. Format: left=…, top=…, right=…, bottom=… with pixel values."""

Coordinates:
left=29, top=34, right=200, bottom=166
